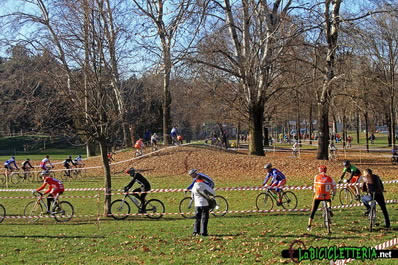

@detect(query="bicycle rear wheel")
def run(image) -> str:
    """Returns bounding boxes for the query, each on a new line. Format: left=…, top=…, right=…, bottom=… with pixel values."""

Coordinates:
left=0, top=204, right=5, bottom=223
left=53, top=201, right=74, bottom=222
left=110, top=199, right=130, bottom=220
left=322, top=202, right=331, bottom=234
left=0, top=174, right=5, bottom=185
left=339, top=188, right=354, bottom=205
left=179, top=197, right=195, bottom=218
left=256, top=192, right=274, bottom=211
left=10, top=173, right=22, bottom=184
left=369, top=205, right=377, bottom=232
left=281, top=191, right=298, bottom=210
left=211, top=195, right=229, bottom=217
left=144, top=199, right=165, bottom=219
left=24, top=201, right=43, bottom=223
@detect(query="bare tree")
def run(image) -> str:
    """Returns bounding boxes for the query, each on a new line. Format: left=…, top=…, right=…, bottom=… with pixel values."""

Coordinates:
left=131, top=0, right=202, bottom=144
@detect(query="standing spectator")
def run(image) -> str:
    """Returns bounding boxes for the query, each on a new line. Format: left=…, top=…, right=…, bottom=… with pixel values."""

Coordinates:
left=361, top=169, right=390, bottom=228
left=369, top=134, right=376, bottom=144
left=191, top=173, right=215, bottom=236
left=346, top=135, right=352, bottom=148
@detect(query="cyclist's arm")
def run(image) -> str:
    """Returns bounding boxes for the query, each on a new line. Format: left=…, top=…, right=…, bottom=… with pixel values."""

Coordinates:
left=36, top=182, right=47, bottom=192
left=124, top=178, right=136, bottom=191
left=347, top=171, right=355, bottom=182
left=186, top=180, right=195, bottom=190
left=339, top=172, right=346, bottom=181
left=262, top=174, right=271, bottom=186
left=28, top=162, right=34, bottom=169
left=12, top=161, right=19, bottom=169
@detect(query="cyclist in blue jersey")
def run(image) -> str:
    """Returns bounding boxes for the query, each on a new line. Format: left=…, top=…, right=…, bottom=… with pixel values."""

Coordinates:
left=187, top=169, right=214, bottom=190
left=4, top=156, right=19, bottom=178
left=262, top=163, right=287, bottom=205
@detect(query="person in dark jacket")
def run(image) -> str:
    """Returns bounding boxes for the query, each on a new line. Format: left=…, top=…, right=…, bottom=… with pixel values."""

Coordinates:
left=361, top=169, right=390, bottom=228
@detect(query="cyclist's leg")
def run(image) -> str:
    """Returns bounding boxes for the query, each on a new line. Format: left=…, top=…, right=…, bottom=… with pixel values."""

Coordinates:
left=275, top=180, right=286, bottom=202
left=308, top=199, right=321, bottom=229
left=47, top=194, right=55, bottom=212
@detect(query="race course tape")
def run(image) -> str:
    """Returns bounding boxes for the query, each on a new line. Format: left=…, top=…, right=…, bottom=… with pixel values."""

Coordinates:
left=3, top=200, right=397, bottom=221
left=331, top=238, right=398, bottom=265
left=1, top=179, right=397, bottom=194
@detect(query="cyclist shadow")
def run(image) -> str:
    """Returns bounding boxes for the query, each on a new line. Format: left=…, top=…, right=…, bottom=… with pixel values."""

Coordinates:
left=266, top=234, right=362, bottom=240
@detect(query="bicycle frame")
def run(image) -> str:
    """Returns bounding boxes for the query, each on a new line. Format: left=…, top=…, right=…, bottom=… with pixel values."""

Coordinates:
left=122, top=193, right=142, bottom=209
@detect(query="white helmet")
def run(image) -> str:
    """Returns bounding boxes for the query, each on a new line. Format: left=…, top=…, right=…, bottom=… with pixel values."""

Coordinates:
left=188, top=169, right=198, bottom=176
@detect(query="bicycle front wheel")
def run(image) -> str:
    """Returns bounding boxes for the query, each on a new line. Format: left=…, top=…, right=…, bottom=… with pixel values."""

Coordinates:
left=256, top=192, right=274, bottom=211
left=53, top=201, right=74, bottom=222
left=0, top=204, right=6, bottom=223
left=339, top=188, right=354, bottom=205
left=211, top=195, right=229, bottom=217
left=179, top=197, right=195, bottom=218
left=110, top=199, right=130, bottom=220
left=24, top=201, right=43, bottom=223
left=281, top=191, right=298, bottom=210
left=0, top=174, right=5, bottom=185
left=10, top=173, right=22, bottom=184
left=144, top=199, right=165, bottom=219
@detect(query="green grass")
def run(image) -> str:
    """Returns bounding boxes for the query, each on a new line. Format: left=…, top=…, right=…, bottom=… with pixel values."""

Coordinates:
left=0, top=171, right=396, bottom=264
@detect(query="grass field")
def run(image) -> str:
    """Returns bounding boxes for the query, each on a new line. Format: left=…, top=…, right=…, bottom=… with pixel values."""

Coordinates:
left=0, top=145, right=397, bottom=264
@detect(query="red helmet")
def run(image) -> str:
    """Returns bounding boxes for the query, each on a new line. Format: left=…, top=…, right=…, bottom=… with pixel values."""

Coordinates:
left=319, top=165, right=327, bottom=173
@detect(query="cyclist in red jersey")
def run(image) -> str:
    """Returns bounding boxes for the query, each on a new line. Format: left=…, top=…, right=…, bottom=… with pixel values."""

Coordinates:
left=35, top=172, right=65, bottom=213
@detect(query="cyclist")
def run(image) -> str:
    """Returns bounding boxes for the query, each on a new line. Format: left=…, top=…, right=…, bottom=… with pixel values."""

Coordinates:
left=4, top=156, right=19, bottom=177
left=292, top=142, right=299, bottom=156
left=134, top=138, right=145, bottom=156
left=21, top=158, right=34, bottom=179
left=63, top=156, right=77, bottom=177
left=123, top=168, right=151, bottom=212
left=339, top=160, right=361, bottom=200
left=177, top=135, right=183, bottom=145
left=307, top=165, right=336, bottom=231
left=40, top=155, right=53, bottom=173
left=187, top=169, right=214, bottom=190
left=107, top=152, right=115, bottom=164
left=73, top=155, right=84, bottom=167
left=262, top=163, right=286, bottom=205
left=151, top=133, right=158, bottom=149
left=171, top=127, right=178, bottom=144
left=35, top=171, right=64, bottom=213
left=392, top=148, right=398, bottom=163
left=361, top=169, right=390, bottom=228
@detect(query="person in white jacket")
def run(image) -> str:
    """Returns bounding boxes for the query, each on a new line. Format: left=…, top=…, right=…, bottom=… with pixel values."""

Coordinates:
left=191, top=174, right=215, bottom=236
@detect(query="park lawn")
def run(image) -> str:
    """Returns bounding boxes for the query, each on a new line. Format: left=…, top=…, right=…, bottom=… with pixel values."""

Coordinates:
left=0, top=171, right=397, bottom=265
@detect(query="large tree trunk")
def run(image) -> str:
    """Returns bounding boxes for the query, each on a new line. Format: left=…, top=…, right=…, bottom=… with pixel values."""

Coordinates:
left=365, top=111, right=369, bottom=152
left=356, top=111, right=360, bottom=144
left=86, top=141, right=96, bottom=157
left=309, top=103, right=313, bottom=145
left=248, top=104, right=265, bottom=156
left=317, top=102, right=329, bottom=160
left=263, top=127, right=269, bottom=147
left=99, top=139, right=112, bottom=215
left=162, top=59, right=172, bottom=146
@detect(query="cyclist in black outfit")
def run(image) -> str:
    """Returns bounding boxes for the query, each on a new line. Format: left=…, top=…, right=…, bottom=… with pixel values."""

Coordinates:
left=21, top=158, right=34, bottom=171
left=63, top=156, right=77, bottom=177
left=124, top=168, right=151, bottom=212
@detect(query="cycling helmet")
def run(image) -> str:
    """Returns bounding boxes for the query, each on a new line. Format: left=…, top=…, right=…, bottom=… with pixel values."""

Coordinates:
left=11, top=156, right=15, bottom=160
left=343, top=160, right=350, bottom=167
left=40, top=171, right=49, bottom=177
left=264, top=163, right=272, bottom=169
left=188, top=169, right=198, bottom=176
left=26, top=158, right=30, bottom=161
left=319, top=165, right=327, bottom=173
left=78, top=155, right=82, bottom=158
left=125, top=168, right=135, bottom=176
left=68, top=155, right=72, bottom=159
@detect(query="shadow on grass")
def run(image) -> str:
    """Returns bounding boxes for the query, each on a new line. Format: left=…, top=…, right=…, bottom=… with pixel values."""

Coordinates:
left=0, top=234, right=105, bottom=239
left=266, top=233, right=362, bottom=240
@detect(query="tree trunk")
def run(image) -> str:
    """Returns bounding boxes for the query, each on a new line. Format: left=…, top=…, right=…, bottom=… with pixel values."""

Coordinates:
left=162, top=70, right=172, bottom=146
left=365, top=111, right=369, bottom=152
left=264, top=127, right=269, bottom=147
left=309, top=103, right=313, bottom=145
left=386, top=112, right=392, bottom=146
left=99, top=138, right=112, bottom=215
left=317, top=102, right=329, bottom=160
left=86, top=141, right=97, bottom=157
left=356, top=111, right=360, bottom=144
left=342, top=114, right=346, bottom=149
left=236, top=122, right=240, bottom=148
left=248, top=104, right=265, bottom=156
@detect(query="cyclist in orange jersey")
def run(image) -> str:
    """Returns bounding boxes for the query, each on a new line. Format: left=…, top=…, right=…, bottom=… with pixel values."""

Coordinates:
left=307, top=165, right=336, bottom=231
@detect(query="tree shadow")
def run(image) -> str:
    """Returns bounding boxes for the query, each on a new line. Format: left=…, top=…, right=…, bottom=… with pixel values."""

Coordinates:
left=266, top=233, right=362, bottom=240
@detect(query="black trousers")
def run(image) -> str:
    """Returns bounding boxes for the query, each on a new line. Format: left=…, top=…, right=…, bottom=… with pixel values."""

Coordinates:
left=194, top=206, right=210, bottom=235
left=310, top=199, right=331, bottom=219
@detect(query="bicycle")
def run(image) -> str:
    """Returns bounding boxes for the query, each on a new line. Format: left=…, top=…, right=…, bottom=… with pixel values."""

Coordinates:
left=256, top=187, right=298, bottom=210
left=24, top=191, right=74, bottom=222
left=338, top=182, right=361, bottom=205
left=0, top=203, right=5, bottom=223
left=110, top=192, right=165, bottom=220
left=321, top=200, right=332, bottom=234
left=10, top=169, right=35, bottom=184
left=179, top=193, right=229, bottom=218
left=61, top=167, right=81, bottom=181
